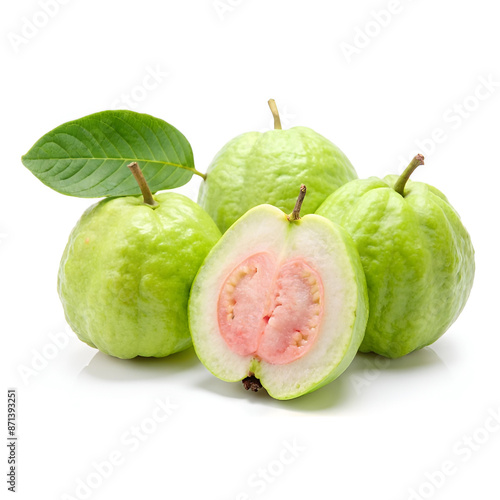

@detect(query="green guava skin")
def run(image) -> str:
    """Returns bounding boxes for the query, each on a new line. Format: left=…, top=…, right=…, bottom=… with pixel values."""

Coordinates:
left=58, top=193, right=221, bottom=359
left=198, top=126, right=357, bottom=233
left=316, top=175, right=475, bottom=358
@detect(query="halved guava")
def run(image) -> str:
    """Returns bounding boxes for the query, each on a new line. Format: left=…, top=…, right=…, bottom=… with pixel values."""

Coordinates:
left=188, top=203, right=368, bottom=400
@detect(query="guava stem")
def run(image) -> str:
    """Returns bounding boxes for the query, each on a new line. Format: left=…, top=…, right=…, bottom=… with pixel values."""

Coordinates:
left=394, top=154, right=425, bottom=197
left=288, top=184, right=307, bottom=221
left=268, top=99, right=282, bottom=130
left=127, top=162, right=159, bottom=207
left=194, top=169, right=207, bottom=181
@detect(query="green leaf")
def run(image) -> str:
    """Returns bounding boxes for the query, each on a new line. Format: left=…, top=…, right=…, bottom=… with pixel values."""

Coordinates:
left=21, top=110, right=203, bottom=198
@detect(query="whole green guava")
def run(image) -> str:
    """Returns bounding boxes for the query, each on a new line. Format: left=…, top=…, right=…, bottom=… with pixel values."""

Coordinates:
left=58, top=190, right=221, bottom=359
left=198, top=100, right=357, bottom=233
left=316, top=155, right=475, bottom=358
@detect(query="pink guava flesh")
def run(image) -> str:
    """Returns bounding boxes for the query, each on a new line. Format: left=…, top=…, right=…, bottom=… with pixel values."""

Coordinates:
left=217, top=252, right=324, bottom=365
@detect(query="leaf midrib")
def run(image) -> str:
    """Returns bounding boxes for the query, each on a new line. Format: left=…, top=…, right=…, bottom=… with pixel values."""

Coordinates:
left=23, top=156, right=197, bottom=174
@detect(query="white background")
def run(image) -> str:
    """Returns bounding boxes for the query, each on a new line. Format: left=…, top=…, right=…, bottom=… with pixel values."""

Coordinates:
left=2, top=1, right=499, bottom=499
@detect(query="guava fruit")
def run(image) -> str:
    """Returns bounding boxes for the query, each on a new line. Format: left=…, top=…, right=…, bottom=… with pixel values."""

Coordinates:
left=189, top=186, right=368, bottom=400
left=198, top=99, right=357, bottom=233
left=316, top=155, right=475, bottom=358
left=58, top=162, right=221, bottom=359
